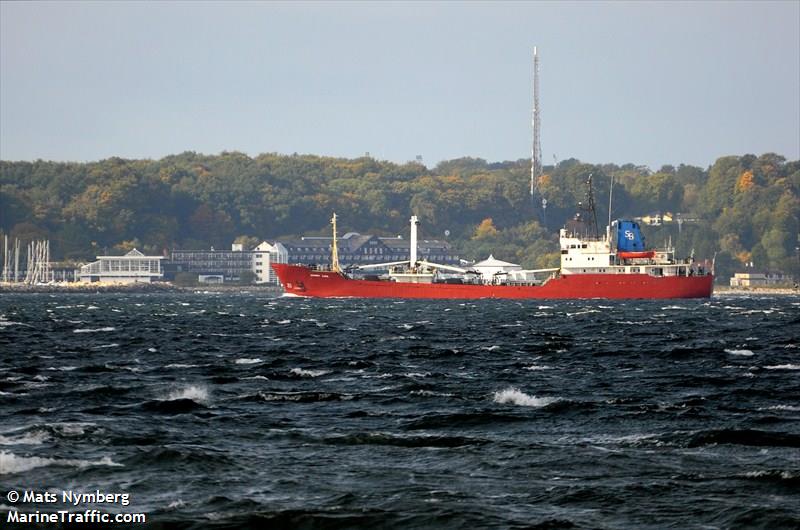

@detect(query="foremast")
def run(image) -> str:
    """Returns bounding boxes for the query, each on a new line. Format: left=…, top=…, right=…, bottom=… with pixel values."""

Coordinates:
left=330, top=212, right=341, bottom=273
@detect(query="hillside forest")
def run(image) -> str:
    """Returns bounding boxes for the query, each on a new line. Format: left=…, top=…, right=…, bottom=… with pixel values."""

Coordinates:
left=1, top=151, right=798, bottom=282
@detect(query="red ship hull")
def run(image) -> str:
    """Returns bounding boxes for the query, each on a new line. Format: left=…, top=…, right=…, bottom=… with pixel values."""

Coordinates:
left=272, top=263, right=714, bottom=299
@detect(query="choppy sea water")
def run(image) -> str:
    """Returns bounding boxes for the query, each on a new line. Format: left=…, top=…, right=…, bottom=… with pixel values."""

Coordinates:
left=1, top=292, right=799, bottom=529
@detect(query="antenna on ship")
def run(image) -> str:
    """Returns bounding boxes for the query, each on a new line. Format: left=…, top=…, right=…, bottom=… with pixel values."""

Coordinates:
left=330, top=212, right=341, bottom=273
left=530, top=47, right=543, bottom=221
left=584, top=173, right=600, bottom=239
left=607, top=174, right=614, bottom=241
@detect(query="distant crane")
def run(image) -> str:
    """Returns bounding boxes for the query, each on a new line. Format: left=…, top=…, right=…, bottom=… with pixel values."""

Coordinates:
left=530, top=47, right=544, bottom=223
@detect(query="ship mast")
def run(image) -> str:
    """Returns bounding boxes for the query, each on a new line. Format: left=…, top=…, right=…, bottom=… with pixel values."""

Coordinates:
left=409, top=215, right=419, bottom=271
left=330, top=212, right=341, bottom=273
left=584, top=173, right=600, bottom=239
left=530, top=47, right=542, bottom=214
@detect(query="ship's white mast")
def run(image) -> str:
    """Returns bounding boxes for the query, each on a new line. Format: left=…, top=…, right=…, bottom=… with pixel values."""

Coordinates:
left=409, top=215, right=419, bottom=268
left=607, top=175, right=614, bottom=242
left=330, top=212, right=341, bottom=273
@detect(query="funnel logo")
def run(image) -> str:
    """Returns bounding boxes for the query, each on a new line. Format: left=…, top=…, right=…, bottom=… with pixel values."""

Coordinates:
left=624, top=230, right=635, bottom=240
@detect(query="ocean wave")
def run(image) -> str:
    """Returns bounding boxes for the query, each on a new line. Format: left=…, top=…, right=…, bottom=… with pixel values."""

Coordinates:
left=741, top=470, right=799, bottom=485
left=0, top=451, right=120, bottom=475
left=493, top=388, right=560, bottom=408
left=166, top=385, right=209, bottom=404
left=687, top=428, right=800, bottom=448
left=403, top=372, right=432, bottom=378
left=141, top=399, right=207, bottom=414
left=409, top=390, right=454, bottom=398
left=323, top=432, right=487, bottom=448
left=47, top=422, right=96, bottom=437
left=73, top=327, right=116, bottom=333
left=566, top=309, right=601, bottom=316
left=247, top=391, right=353, bottom=403
left=0, top=430, right=49, bottom=446
left=759, top=405, right=800, bottom=412
left=235, top=358, right=263, bottom=365
left=0, top=317, right=32, bottom=328
left=725, top=349, right=754, bottom=356
left=764, top=364, right=800, bottom=370
left=290, top=368, right=330, bottom=378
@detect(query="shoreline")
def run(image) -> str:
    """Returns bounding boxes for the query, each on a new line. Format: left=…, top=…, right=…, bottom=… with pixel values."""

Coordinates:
left=0, top=282, right=284, bottom=295
left=714, top=286, right=799, bottom=296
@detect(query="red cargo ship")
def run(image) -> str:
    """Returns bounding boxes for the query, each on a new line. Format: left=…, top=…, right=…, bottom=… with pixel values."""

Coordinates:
left=272, top=211, right=714, bottom=300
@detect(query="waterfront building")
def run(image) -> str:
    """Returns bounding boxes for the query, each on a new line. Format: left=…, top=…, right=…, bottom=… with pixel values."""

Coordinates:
left=253, top=241, right=289, bottom=284
left=79, top=249, right=165, bottom=284
left=169, top=242, right=287, bottom=284
left=729, top=271, right=791, bottom=288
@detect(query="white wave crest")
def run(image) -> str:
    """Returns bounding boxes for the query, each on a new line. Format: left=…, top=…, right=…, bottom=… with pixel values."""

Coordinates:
left=0, top=430, right=49, bottom=446
left=290, top=368, right=330, bottom=378
left=166, top=385, right=209, bottom=403
left=51, top=423, right=94, bottom=436
left=164, top=363, right=198, bottom=369
left=764, top=364, right=800, bottom=370
left=759, top=405, right=800, bottom=412
left=493, top=387, right=559, bottom=408
left=0, top=451, right=120, bottom=475
left=743, top=470, right=796, bottom=479
left=73, top=327, right=116, bottom=333
left=235, top=358, right=263, bottom=365
left=725, top=349, right=754, bottom=356
left=0, top=318, right=32, bottom=327
left=524, top=365, right=552, bottom=371
left=410, top=390, right=454, bottom=397
left=92, top=343, right=119, bottom=349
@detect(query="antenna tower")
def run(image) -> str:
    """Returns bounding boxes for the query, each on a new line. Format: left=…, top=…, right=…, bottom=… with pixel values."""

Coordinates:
left=530, top=47, right=542, bottom=210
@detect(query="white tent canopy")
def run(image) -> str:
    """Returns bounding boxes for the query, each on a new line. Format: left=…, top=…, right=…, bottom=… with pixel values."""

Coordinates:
left=471, top=255, right=522, bottom=277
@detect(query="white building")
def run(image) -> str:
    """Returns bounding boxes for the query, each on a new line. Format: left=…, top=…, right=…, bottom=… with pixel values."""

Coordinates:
left=80, top=249, right=165, bottom=284
left=730, top=272, right=790, bottom=288
left=253, top=241, right=288, bottom=284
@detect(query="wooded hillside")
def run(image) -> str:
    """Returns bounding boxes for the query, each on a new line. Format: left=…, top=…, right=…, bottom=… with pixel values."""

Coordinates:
left=1, top=152, right=798, bottom=282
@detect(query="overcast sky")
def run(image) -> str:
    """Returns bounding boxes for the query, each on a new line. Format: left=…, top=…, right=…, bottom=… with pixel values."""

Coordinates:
left=1, top=1, right=798, bottom=169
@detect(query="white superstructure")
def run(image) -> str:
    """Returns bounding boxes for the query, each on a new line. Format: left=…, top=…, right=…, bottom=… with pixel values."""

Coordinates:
left=559, top=228, right=614, bottom=272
